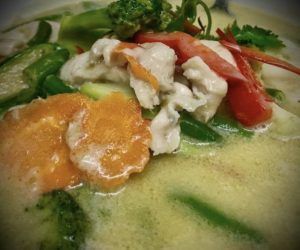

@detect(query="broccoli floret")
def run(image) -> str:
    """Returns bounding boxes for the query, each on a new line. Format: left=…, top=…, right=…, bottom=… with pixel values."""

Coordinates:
left=36, top=190, right=89, bottom=250
left=107, top=0, right=173, bottom=39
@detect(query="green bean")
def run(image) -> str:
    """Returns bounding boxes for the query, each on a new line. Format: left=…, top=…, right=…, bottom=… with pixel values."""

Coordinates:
left=180, top=112, right=222, bottom=142
left=28, top=21, right=52, bottom=46
left=170, top=192, right=265, bottom=243
left=209, top=115, right=254, bottom=137
left=43, top=75, right=76, bottom=96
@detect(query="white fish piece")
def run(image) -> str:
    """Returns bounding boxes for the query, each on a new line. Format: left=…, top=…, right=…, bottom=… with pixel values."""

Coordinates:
left=182, top=56, right=228, bottom=123
left=133, top=42, right=177, bottom=91
left=60, top=51, right=129, bottom=86
left=90, top=38, right=123, bottom=66
left=164, top=82, right=206, bottom=112
left=129, top=75, right=160, bottom=109
left=126, top=42, right=177, bottom=109
left=150, top=106, right=180, bottom=155
left=150, top=82, right=204, bottom=155
left=200, top=40, right=237, bottom=67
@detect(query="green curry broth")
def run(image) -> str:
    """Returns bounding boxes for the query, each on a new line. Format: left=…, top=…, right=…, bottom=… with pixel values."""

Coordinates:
left=1, top=1, right=300, bottom=249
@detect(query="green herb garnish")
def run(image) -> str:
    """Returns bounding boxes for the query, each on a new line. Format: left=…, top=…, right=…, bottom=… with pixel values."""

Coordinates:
left=265, top=88, right=286, bottom=102
left=229, top=21, right=285, bottom=50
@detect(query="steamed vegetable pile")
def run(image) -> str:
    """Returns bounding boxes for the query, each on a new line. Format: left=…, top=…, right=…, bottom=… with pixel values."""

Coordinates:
left=0, top=0, right=299, bottom=164
left=1, top=0, right=300, bottom=177
left=1, top=0, right=300, bottom=249
left=1, top=1, right=298, bottom=119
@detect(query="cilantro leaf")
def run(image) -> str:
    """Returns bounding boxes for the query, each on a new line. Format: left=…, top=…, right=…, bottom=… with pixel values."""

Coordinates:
left=265, top=88, right=286, bottom=103
left=230, top=21, right=285, bottom=50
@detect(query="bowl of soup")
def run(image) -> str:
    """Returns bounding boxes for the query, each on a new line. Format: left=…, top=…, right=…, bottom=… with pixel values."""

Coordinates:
left=0, top=1, right=299, bottom=249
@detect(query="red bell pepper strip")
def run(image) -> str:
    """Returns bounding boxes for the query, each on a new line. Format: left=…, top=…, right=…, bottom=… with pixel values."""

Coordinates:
left=134, top=31, right=246, bottom=83
left=217, top=28, right=273, bottom=126
left=220, top=40, right=300, bottom=76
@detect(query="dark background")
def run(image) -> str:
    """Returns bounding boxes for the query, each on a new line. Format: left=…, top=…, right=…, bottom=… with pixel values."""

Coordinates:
left=0, top=0, right=299, bottom=31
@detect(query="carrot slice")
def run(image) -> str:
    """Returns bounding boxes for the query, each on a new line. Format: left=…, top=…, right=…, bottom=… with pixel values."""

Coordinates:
left=0, top=94, right=89, bottom=193
left=0, top=93, right=151, bottom=192
left=114, top=42, right=160, bottom=91
left=67, top=93, right=151, bottom=189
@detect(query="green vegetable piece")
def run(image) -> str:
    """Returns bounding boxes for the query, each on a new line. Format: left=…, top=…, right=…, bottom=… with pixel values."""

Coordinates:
left=80, top=82, right=135, bottom=100
left=0, top=43, right=57, bottom=108
left=108, top=0, right=173, bottom=39
left=43, top=75, right=77, bottom=96
left=229, top=21, right=285, bottom=51
left=23, top=49, right=70, bottom=98
left=36, top=190, right=89, bottom=250
left=142, top=106, right=160, bottom=120
left=170, top=192, right=265, bottom=243
left=209, top=115, right=254, bottom=137
left=265, top=88, right=286, bottom=102
left=58, top=8, right=113, bottom=52
left=28, top=21, right=52, bottom=46
left=180, top=112, right=222, bottom=142
left=168, top=0, right=212, bottom=38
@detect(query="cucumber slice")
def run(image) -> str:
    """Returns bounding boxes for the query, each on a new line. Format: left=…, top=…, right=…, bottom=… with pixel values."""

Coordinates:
left=0, top=44, right=57, bottom=106
left=80, top=82, right=135, bottom=100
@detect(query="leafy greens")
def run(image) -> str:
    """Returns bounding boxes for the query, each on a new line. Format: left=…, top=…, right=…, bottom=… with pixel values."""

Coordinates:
left=229, top=21, right=285, bottom=50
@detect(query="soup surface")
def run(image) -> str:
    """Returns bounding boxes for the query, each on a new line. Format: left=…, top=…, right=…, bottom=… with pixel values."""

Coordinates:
left=0, top=1, right=299, bottom=249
